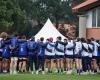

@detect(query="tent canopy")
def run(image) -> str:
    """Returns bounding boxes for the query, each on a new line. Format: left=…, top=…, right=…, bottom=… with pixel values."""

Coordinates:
left=35, top=18, right=66, bottom=42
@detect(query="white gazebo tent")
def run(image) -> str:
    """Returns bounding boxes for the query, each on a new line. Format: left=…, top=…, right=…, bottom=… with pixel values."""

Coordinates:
left=35, top=19, right=66, bottom=42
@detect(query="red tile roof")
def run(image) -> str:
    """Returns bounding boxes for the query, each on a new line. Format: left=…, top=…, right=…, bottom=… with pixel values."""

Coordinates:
left=72, top=0, right=100, bottom=14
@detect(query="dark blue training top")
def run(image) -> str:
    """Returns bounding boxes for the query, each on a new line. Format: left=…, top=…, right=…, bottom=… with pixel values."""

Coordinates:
left=11, top=37, right=19, bottom=55
left=18, top=41, right=28, bottom=56
left=2, top=39, right=11, bottom=58
left=11, top=37, right=18, bottom=49
left=38, top=41, right=46, bottom=56
left=27, top=40, right=38, bottom=55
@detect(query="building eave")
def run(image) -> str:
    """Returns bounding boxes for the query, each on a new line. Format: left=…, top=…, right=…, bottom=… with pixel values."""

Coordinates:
left=72, top=0, right=100, bottom=14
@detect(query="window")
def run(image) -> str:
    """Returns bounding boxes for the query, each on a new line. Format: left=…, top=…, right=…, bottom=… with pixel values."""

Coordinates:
left=97, top=7, right=100, bottom=27
left=92, top=7, right=100, bottom=28
left=92, top=9, right=96, bottom=27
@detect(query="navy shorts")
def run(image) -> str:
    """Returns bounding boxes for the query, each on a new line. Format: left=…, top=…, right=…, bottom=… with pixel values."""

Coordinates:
left=0, top=57, right=2, bottom=61
left=97, top=56, right=100, bottom=63
left=0, top=52, right=2, bottom=61
left=56, top=55, right=64, bottom=59
left=45, top=55, right=55, bottom=60
left=74, top=54, right=82, bottom=59
left=92, top=56, right=99, bottom=59
left=65, top=55, right=73, bottom=59
left=18, top=55, right=28, bottom=58
left=11, top=52, right=18, bottom=57
left=0, top=52, right=2, bottom=57
left=92, top=56, right=100, bottom=63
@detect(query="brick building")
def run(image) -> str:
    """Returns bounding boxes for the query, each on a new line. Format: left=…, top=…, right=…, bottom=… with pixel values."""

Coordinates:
left=73, top=0, right=100, bottom=39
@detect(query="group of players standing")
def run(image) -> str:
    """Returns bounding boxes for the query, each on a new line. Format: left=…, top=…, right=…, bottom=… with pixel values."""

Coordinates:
left=0, top=32, right=100, bottom=75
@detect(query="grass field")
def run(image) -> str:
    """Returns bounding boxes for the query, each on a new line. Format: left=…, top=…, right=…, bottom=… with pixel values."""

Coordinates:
left=0, top=73, right=100, bottom=80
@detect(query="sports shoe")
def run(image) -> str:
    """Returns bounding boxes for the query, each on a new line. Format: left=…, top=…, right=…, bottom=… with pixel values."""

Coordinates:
left=10, top=70, right=13, bottom=74
left=36, top=70, right=39, bottom=75
left=42, top=71, right=45, bottom=75
left=81, top=72, right=88, bottom=75
left=45, top=68, right=48, bottom=72
left=3, top=70, right=7, bottom=73
left=31, top=71, right=34, bottom=74
left=13, top=70, right=17, bottom=74
left=66, top=70, right=71, bottom=74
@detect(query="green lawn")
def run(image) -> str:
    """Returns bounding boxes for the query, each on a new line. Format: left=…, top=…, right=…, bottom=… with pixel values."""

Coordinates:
left=0, top=73, right=100, bottom=80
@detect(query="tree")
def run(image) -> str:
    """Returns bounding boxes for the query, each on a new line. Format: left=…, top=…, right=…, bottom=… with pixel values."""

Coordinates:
left=0, top=0, right=14, bottom=32
left=0, top=0, right=85, bottom=37
left=31, top=0, right=85, bottom=28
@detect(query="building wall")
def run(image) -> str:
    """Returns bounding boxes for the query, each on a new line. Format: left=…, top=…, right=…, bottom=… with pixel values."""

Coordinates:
left=86, top=7, right=100, bottom=28
left=79, top=15, right=87, bottom=38
left=86, top=10, right=92, bottom=28
left=79, top=7, right=100, bottom=39
left=86, top=28, right=100, bottom=39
